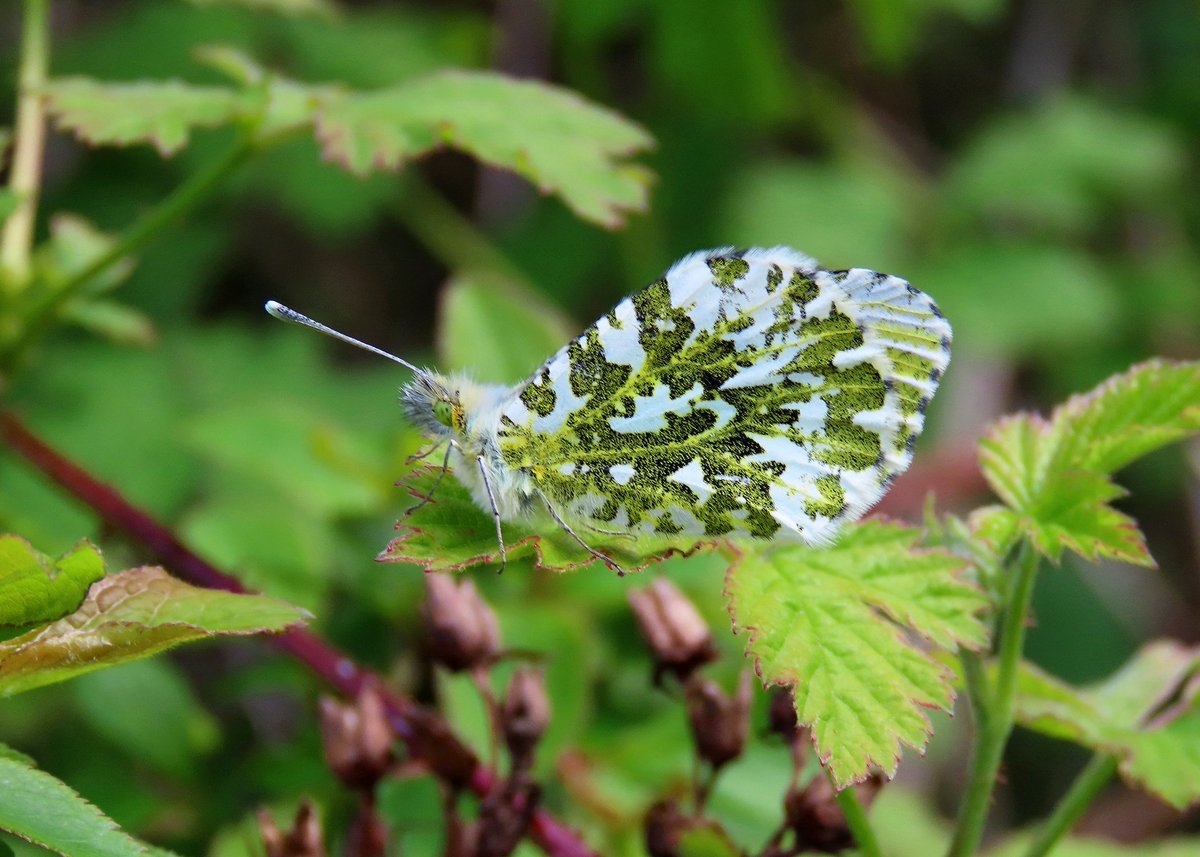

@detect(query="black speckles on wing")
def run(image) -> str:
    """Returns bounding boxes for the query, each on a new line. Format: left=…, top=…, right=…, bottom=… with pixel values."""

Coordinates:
left=497, top=247, right=951, bottom=546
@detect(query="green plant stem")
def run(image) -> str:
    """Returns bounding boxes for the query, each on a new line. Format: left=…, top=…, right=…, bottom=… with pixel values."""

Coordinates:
left=1022, top=754, right=1118, bottom=857
left=3, top=135, right=256, bottom=370
left=960, top=649, right=991, bottom=729
left=946, top=542, right=1039, bottom=857
left=1, top=0, right=50, bottom=290
left=833, top=777, right=884, bottom=857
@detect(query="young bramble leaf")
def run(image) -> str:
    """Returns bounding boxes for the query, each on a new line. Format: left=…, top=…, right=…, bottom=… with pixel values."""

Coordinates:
left=0, top=751, right=149, bottom=857
left=43, top=79, right=248, bottom=155
left=0, top=567, right=310, bottom=696
left=1014, top=641, right=1200, bottom=809
left=0, top=535, right=104, bottom=628
left=314, top=70, right=655, bottom=228
left=979, top=360, right=1200, bottom=566
left=725, top=522, right=988, bottom=787
left=378, top=467, right=713, bottom=573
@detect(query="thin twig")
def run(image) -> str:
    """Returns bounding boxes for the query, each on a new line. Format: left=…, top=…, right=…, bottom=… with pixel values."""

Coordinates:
left=0, top=410, right=597, bottom=857
left=1, top=0, right=50, bottom=288
left=1022, top=754, right=1119, bottom=857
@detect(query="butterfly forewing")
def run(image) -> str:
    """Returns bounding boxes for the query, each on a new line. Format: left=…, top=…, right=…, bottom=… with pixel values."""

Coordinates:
left=496, top=247, right=951, bottom=545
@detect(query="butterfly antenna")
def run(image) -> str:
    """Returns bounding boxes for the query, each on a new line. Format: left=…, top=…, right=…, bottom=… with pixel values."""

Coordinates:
left=264, top=301, right=420, bottom=372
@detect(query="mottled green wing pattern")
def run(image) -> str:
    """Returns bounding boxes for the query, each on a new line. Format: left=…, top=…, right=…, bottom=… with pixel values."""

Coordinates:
left=497, top=247, right=951, bottom=544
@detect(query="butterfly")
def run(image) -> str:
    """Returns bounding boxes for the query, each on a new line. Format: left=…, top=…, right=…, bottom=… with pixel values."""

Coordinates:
left=267, top=246, right=951, bottom=575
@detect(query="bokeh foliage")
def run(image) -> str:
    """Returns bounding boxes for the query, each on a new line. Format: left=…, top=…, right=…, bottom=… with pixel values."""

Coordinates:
left=2, top=0, right=1200, bottom=855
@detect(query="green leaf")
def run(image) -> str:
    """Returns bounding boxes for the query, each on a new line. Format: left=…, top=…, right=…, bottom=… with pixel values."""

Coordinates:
left=725, top=521, right=988, bottom=786
left=35, top=214, right=135, bottom=294
left=0, top=566, right=309, bottom=696
left=437, top=271, right=575, bottom=385
left=979, top=360, right=1200, bottom=566
left=0, top=752, right=149, bottom=857
left=315, top=70, right=655, bottom=227
left=1014, top=641, right=1200, bottom=809
left=378, top=467, right=713, bottom=574
left=720, top=160, right=910, bottom=272
left=61, top=301, right=157, bottom=348
left=946, top=96, right=1183, bottom=234
left=43, top=79, right=247, bottom=155
left=912, top=242, right=1119, bottom=358
left=0, top=536, right=104, bottom=628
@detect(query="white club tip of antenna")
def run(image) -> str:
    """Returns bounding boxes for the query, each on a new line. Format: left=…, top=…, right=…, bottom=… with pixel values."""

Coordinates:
left=262, top=299, right=418, bottom=371
left=265, top=300, right=300, bottom=323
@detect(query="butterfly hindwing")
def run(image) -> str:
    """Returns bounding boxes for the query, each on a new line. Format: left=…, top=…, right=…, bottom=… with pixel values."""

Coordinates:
left=496, top=247, right=951, bottom=545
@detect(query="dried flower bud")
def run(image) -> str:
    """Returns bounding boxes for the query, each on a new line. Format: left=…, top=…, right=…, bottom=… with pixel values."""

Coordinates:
left=644, top=800, right=687, bottom=857
left=423, top=574, right=501, bottom=671
left=477, top=781, right=540, bottom=857
left=502, top=667, right=551, bottom=764
left=644, top=800, right=736, bottom=857
left=258, top=800, right=326, bottom=857
left=319, top=686, right=393, bottom=789
left=786, top=773, right=884, bottom=854
left=686, top=672, right=752, bottom=769
left=628, top=578, right=716, bottom=682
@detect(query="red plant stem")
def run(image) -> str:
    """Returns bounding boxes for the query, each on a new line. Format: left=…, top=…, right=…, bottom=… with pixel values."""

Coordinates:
left=0, top=411, right=596, bottom=857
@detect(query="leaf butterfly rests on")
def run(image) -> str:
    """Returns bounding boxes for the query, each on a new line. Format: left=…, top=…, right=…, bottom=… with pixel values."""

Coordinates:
left=266, top=246, right=951, bottom=575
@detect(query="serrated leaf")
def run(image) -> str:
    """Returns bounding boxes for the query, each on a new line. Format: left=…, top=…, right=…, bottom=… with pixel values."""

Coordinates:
left=378, top=467, right=712, bottom=574
left=979, top=360, right=1200, bottom=567
left=0, top=567, right=309, bottom=696
left=1047, top=360, right=1200, bottom=475
left=0, top=753, right=149, bottom=857
left=0, top=536, right=104, bottom=628
left=315, top=70, right=654, bottom=227
left=193, top=45, right=326, bottom=139
left=437, top=271, right=575, bottom=384
left=43, top=78, right=247, bottom=155
left=1014, top=641, right=1200, bottom=809
left=725, top=522, right=988, bottom=786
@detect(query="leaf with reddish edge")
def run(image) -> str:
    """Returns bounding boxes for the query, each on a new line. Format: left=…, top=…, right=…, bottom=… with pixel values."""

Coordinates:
left=314, top=70, right=654, bottom=228
left=725, top=521, right=988, bottom=787
left=0, top=535, right=105, bottom=628
left=43, top=79, right=250, bottom=156
left=378, top=466, right=713, bottom=574
left=0, top=567, right=310, bottom=696
left=978, top=359, right=1200, bottom=567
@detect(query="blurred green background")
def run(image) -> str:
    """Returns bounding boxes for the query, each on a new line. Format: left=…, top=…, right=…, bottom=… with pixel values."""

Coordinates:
left=1, top=0, right=1198, bottom=854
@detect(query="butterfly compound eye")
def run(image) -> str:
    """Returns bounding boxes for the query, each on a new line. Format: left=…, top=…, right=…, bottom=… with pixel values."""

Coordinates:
left=433, top=400, right=458, bottom=430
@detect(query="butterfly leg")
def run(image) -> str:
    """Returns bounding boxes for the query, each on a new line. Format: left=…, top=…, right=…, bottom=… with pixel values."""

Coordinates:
left=476, top=454, right=508, bottom=573
left=540, top=494, right=627, bottom=576
left=408, top=443, right=453, bottom=513
left=405, top=441, right=445, bottom=465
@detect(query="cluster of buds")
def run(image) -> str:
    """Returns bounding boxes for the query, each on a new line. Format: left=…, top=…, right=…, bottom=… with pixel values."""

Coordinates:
left=631, top=580, right=886, bottom=857
left=629, top=578, right=749, bottom=778
left=316, top=687, right=395, bottom=857
left=423, top=574, right=551, bottom=857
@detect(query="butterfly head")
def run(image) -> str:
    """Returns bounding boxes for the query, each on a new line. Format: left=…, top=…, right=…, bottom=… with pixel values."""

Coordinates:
left=402, top=368, right=465, bottom=441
